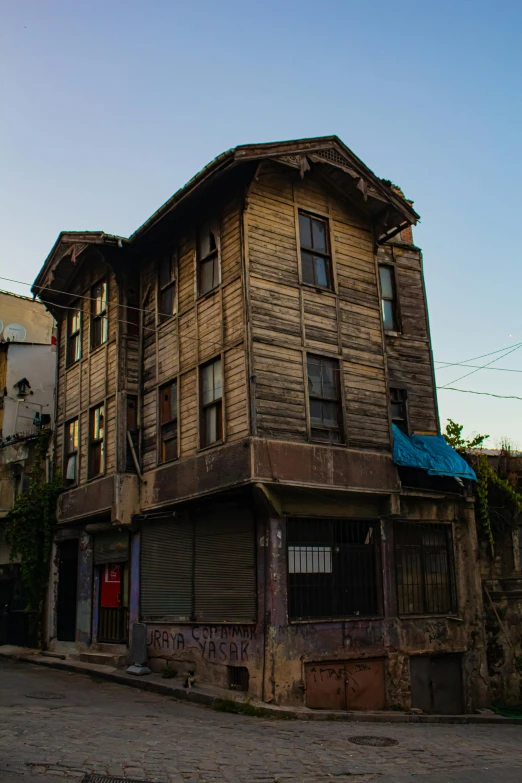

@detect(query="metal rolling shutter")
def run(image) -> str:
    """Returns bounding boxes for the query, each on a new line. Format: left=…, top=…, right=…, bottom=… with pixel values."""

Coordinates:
left=140, top=516, right=193, bottom=620
left=194, top=509, right=256, bottom=623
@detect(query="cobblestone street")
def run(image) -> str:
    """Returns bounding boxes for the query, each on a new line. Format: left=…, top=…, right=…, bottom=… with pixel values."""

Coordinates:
left=0, top=660, right=521, bottom=783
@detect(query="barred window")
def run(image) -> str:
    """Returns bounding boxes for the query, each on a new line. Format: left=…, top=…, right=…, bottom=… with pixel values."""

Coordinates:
left=287, top=518, right=380, bottom=621
left=395, top=522, right=456, bottom=615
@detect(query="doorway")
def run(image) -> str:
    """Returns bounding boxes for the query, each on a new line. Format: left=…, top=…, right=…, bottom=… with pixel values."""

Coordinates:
left=410, top=654, right=463, bottom=714
left=56, top=539, right=78, bottom=642
left=98, top=562, right=129, bottom=643
left=305, top=658, right=386, bottom=710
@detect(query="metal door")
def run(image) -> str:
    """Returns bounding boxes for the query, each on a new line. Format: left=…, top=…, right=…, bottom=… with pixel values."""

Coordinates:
left=410, top=654, right=463, bottom=714
left=345, top=658, right=385, bottom=710
left=305, top=661, right=347, bottom=709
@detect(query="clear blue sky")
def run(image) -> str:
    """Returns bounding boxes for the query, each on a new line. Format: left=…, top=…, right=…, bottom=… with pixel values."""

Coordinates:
left=1, top=1, right=521, bottom=446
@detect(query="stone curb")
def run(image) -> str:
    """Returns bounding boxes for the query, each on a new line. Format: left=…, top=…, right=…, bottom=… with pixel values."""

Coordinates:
left=2, top=649, right=521, bottom=725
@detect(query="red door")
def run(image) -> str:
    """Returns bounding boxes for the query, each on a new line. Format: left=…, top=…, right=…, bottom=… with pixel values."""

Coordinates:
left=100, top=563, right=121, bottom=608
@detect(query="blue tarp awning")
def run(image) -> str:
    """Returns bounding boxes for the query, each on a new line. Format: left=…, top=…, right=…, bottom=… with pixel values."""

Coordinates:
left=392, top=424, right=477, bottom=481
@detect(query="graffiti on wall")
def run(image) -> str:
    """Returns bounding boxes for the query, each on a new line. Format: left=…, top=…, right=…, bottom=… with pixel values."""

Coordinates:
left=147, top=625, right=256, bottom=663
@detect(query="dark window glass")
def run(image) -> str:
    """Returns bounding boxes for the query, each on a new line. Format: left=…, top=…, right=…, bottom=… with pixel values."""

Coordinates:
left=395, top=523, right=456, bottom=615
left=64, top=418, right=79, bottom=486
left=390, top=388, right=408, bottom=434
left=379, top=265, right=399, bottom=332
left=89, top=404, right=105, bottom=477
left=91, top=281, right=108, bottom=349
left=159, top=381, right=178, bottom=463
left=67, top=307, right=81, bottom=364
left=158, top=252, right=177, bottom=323
left=287, top=518, right=379, bottom=620
left=307, top=355, right=342, bottom=443
left=200, top=358, right=223, bottom=447
left=198, top=223, right=219, bottom=295
left=299, top=212, right=332, bottom=289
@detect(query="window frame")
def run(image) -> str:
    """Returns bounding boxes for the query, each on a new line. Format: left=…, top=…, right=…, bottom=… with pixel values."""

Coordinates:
left=297, top=210, right=333, bottom=291
left=199, top=357, right=223, bottom=449
left=390, top=387, right=409, bottom=435
left=157, top=249, right=177, bottom=325
left=306, top=353, right=344, bottom=444
left=286, top=517, right=382, bottom=622
left=395, top=522, right=457, bottom=617
left=88, top=403, right=105, bottom=479
left=158, top=379, right=178, bottom=464
left=64, top=417, right=79, bottom=487
left=197, top=221, right=220, bottom=297
left=378, top=263, right=400, bottom=333
left=66, top=305, right=82, bottom=366
left=90, top=279, right=109, bottom=350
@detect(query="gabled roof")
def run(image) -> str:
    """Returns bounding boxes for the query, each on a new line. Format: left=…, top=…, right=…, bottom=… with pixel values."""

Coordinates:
left=130, top=135, right=419, bottom=243
left=32, top=231, right=126, bottom=298
left=33, top=135, right=420, bottom=299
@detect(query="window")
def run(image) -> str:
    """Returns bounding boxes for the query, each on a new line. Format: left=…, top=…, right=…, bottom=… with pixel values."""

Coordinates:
left=126, top=396, right=139, bottom=472
left=390, top=387, right=409, bottom=434
left=158, top=251, right=177, bottom=323
left=64, top=418, right=79, bottom=486
left=198, top=222, right=219, bottom=295
left=140, top=509, right=256, bottom=622
left=89, top=404, right=105, bottom=477
left=159, top=380, right=178, bottom=463
left=91, top=281, right=108, bottom=349
left=298, top=212, right=332, bottom=289
left=307, top=355, right=342, bottom=443
left=67, top=307, right=81, bottom=364
left=287, top=518, right=379, bottom=621
left=200, top=358, right=223, bottom=447
left=379, top=265, right=399, bottom=332
left=395, top=522, right=456, bottom=615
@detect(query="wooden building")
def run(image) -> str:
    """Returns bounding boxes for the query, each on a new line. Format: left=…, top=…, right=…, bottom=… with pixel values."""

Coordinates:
left=34, top=136, right=487, bottom=712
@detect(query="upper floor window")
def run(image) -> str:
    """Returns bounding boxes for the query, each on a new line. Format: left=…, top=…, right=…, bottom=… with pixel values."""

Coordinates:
left=390, top=387, right=409, bottom=434
left=126, top=395, right=139, bottom=472
left=159, top=380, right=178, bottom=463
left=395, top=522, right=456, bottom=615
left=307, top=354, right=342, bottom=443
left=91, top=281, right=108, bottom=349
left=158, top=251, right=177, bottom=323
left=89, top=403, right=105, bottom=478
left=198, top=222, right=220, bottom=296
left=64, top=418, right=79, bottom=486
left=200, top=358, right=223, bottom=447
left=379, top=265, right=399, bottom=332
left=298, top=212, right=332, bottom=290
left=67, top=307, right=81, bottom=365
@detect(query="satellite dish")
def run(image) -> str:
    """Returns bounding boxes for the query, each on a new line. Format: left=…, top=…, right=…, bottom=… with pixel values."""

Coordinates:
left=4, top=323, right=27, bottom=342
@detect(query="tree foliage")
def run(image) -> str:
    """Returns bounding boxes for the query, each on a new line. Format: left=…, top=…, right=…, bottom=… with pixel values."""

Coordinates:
left=4, top=431, right=61, bottom=645
left=443, top=419, right=522, bottom=549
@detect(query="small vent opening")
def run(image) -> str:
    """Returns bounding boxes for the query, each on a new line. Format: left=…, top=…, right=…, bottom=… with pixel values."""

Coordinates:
left=228, top=665, right=249, bottom=691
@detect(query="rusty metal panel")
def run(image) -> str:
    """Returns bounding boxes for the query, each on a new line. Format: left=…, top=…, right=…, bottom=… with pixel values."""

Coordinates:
left=345, top=658, right=385, bottom=710
left=305, top=661, right=346, bottom=710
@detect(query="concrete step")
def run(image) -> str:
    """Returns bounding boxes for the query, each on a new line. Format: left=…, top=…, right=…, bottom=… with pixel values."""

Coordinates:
left=77, top=651, right=126, bottom=667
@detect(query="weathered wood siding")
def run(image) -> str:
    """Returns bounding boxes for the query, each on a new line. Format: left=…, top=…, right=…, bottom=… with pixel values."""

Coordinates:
left=140, top=196, right=249, bottom=474
left=246, top=162, right=437, bottom=449
left=54, top=251, right=121, bottom=484
left=378, top=244, right=438, bottom=433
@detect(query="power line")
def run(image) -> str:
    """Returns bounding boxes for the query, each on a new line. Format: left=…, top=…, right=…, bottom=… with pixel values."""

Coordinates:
left=437, top=387, right=522, bottom=401
left=435, top=362, right=522, bottom=374
left=435, top=342, right=522, bottom=369
left=438, top=343, right=522, bottom=388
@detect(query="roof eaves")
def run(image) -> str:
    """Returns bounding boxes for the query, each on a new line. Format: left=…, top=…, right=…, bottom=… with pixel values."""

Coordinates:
left=130, top=148, right=236, bottom=242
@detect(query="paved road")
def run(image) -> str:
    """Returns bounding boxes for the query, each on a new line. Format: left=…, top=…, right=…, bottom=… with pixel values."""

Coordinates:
left=0, top=660, right=521, bottom=783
